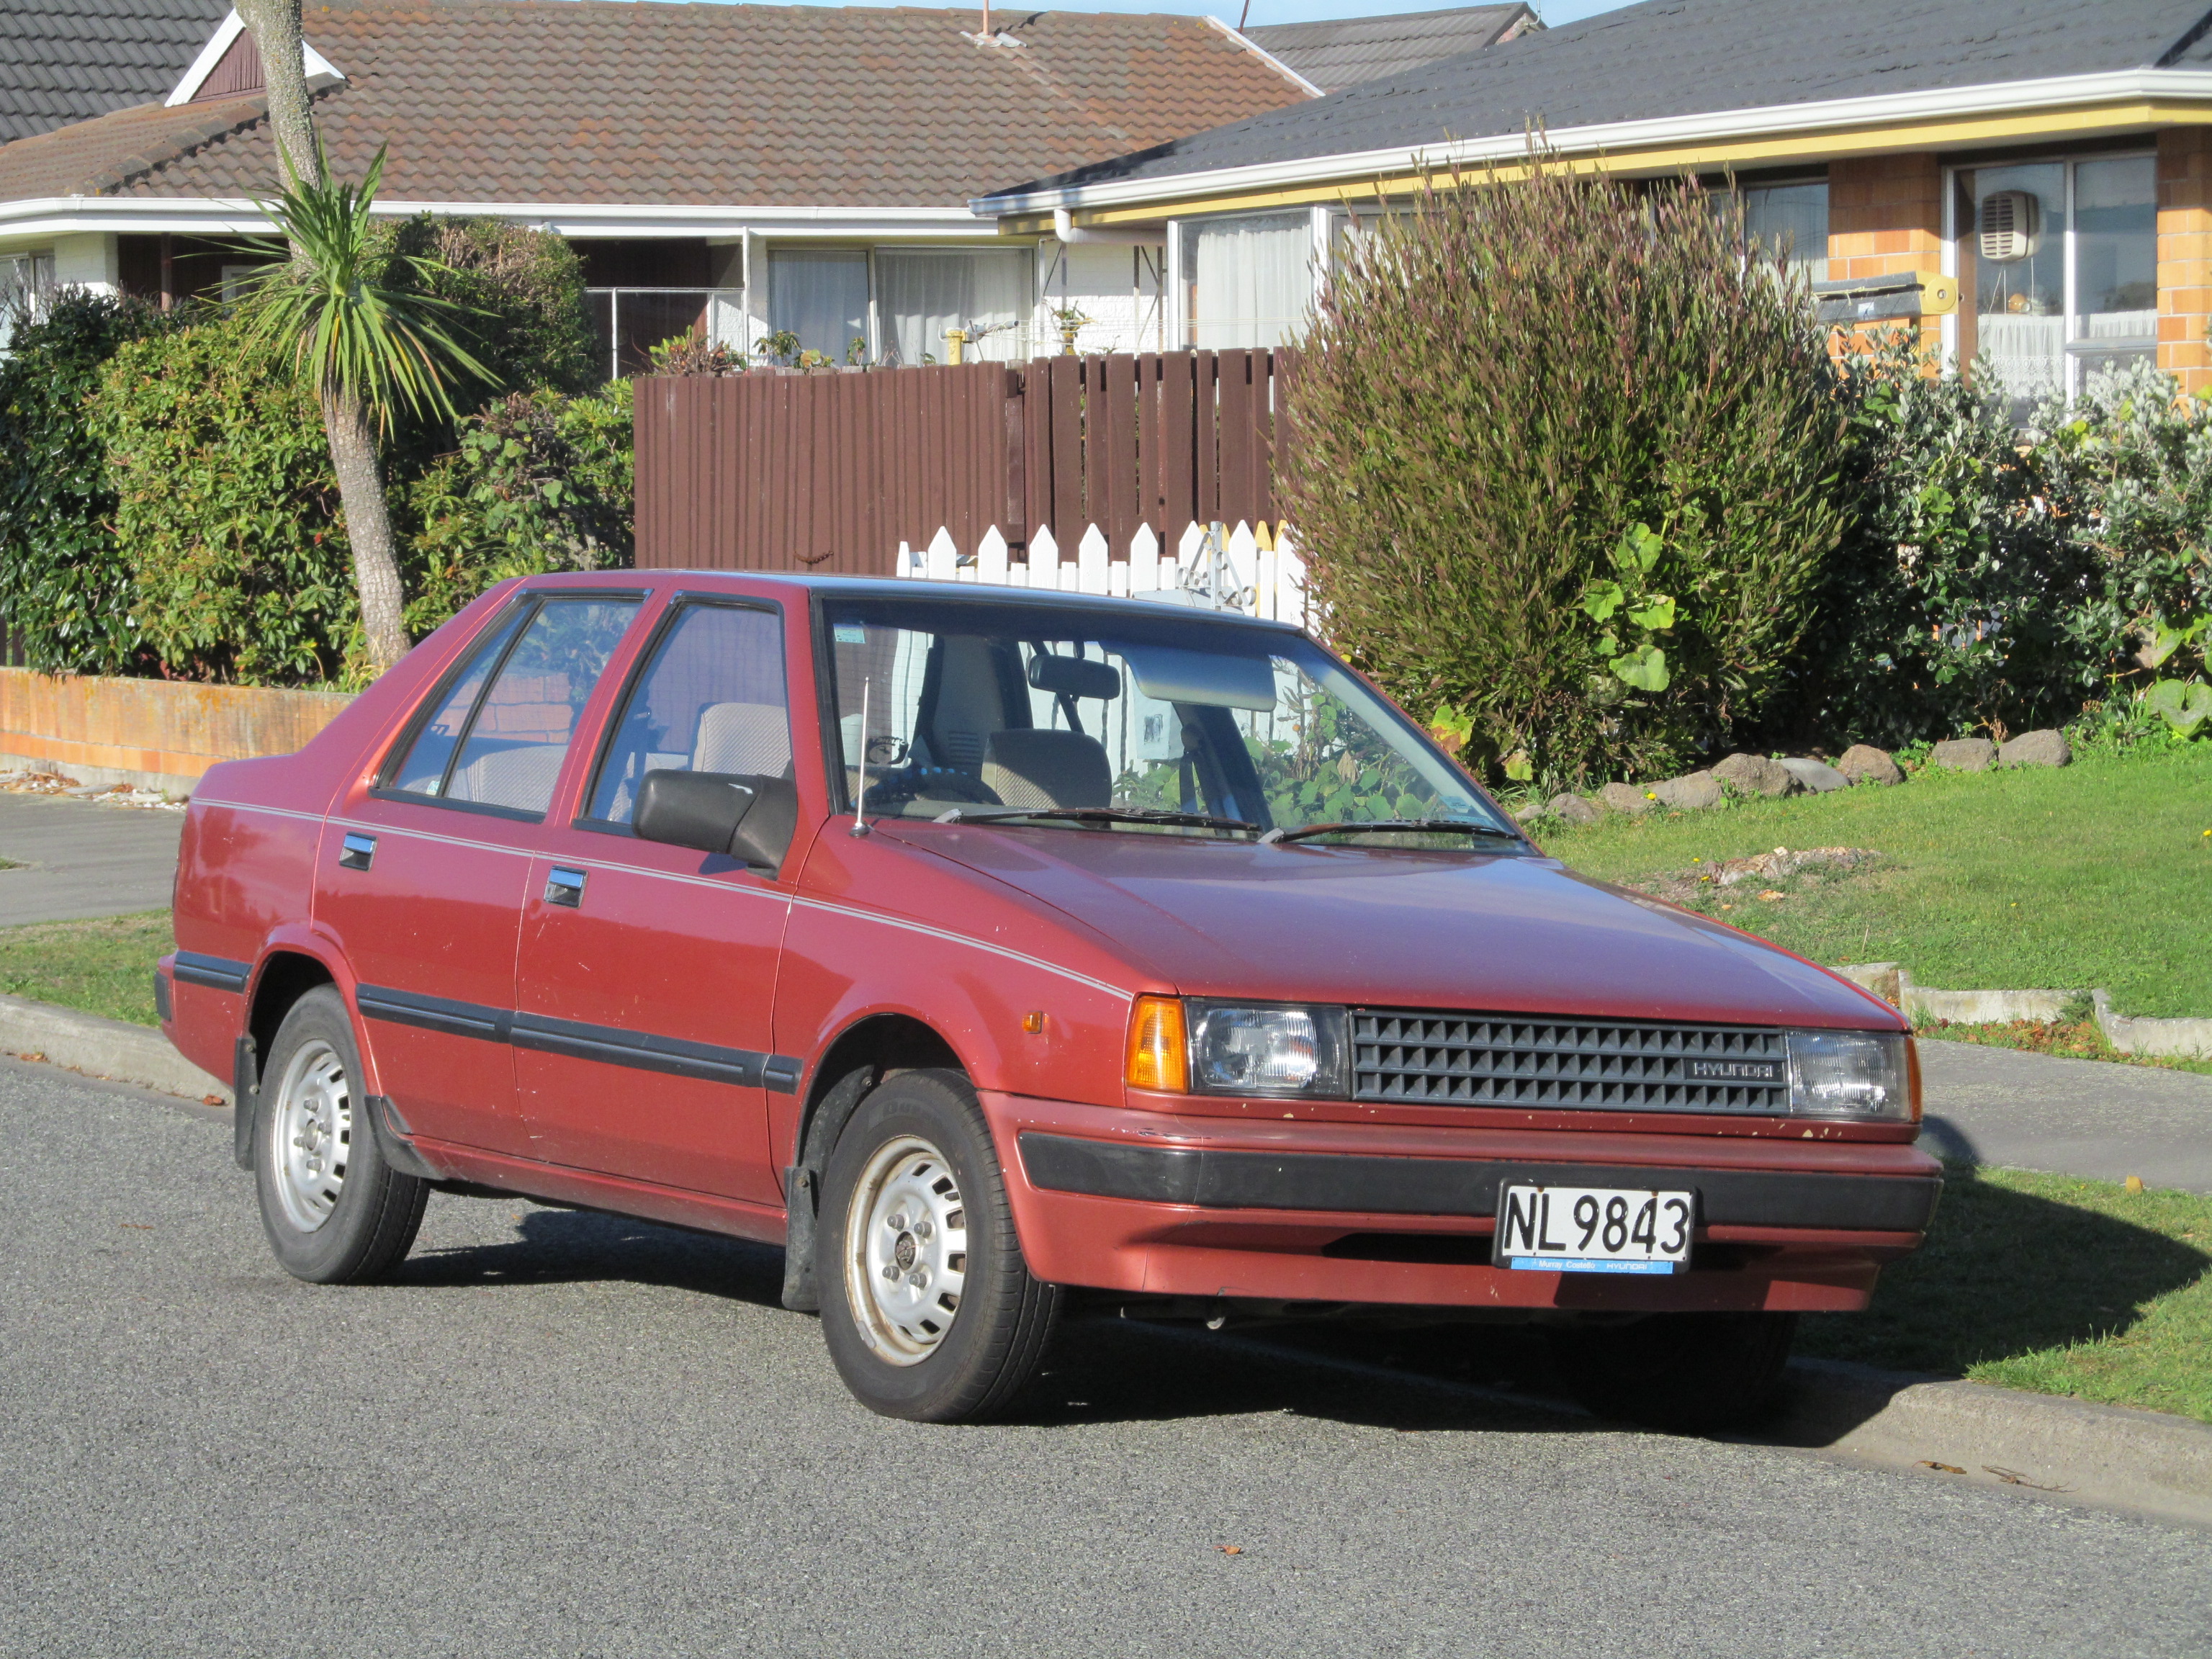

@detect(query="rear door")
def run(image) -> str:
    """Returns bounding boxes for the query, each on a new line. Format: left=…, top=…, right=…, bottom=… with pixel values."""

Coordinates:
left=317, top=590, right=645, bottom=1157
left=512, top=597, right=799, bottom=1205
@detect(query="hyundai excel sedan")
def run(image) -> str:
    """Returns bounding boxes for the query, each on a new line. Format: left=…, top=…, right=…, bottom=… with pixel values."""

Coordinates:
left=160, top=572, right=1938, bottom=1427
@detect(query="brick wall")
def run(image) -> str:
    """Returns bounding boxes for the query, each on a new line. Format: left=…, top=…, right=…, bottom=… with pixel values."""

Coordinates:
left=2157, top=128, right=2212, bottom=394
left=1827, top=153, right=1946, bottom=353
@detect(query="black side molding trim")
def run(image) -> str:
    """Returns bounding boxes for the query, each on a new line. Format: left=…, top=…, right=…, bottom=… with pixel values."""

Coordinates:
left=511, top=1010, right=773, bottom=1089
left=1016, top=1134, right=1943, bottom=1233
left=356, top=984, right=803, bottom=1092
left=153, top=967, right=173, bottom=1024
left=357, top=984, right=512, bottom=1043
left=174, top=952, right=251, bottom=994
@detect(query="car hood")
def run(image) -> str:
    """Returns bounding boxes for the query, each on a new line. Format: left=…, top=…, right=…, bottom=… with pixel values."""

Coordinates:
left=891, top=825, right=1894, bottom=1030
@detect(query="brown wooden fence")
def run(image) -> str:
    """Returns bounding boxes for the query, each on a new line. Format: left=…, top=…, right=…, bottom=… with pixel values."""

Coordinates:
left=634, top=349, right=1297, bottom=573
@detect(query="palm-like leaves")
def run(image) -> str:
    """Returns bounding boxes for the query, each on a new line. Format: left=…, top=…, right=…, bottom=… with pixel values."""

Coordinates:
left=238, top=143, right=488, bottom=434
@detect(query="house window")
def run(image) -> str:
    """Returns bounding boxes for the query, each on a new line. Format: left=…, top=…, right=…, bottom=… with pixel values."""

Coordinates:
left=1182, top=212, right=1315, bottom=349
left=770, top=250, right=871, bottom=364
left=876, top=248, right=1030, bottom=365
left=1741, top=181, right=1827, bottom=282
left=0, top=252, right=55, bottom=351
left=1956, top=154, right=2156, bottom=422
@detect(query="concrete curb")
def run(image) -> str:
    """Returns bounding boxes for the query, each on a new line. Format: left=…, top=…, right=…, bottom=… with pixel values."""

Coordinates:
left=0, top=992, right=228, bottom=1104
left=1769, top=1359, right=2212, bottom=1527
left=1838, top=963, right=2212, bottom=1060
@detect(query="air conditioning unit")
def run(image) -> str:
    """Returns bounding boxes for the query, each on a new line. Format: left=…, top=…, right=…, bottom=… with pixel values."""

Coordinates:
left=1979, top=191, right=2039, bottom=262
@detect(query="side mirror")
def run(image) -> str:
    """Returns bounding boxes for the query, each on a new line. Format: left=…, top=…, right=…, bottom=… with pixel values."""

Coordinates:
left=635, top=770, right=799, bottom=871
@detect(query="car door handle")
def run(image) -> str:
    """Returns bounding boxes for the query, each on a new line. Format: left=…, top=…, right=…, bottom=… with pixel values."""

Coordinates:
left=544, top=866, right=588, bottom=908
left=338, top=832, right=376, bottom=871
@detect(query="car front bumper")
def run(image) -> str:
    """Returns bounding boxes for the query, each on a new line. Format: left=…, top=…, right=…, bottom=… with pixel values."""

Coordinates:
left=985, top=1093, right=1942, bottom=1315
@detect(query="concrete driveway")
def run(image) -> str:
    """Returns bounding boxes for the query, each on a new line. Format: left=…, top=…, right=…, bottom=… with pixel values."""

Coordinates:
left=0, top=792, right=181, bottom=925
left=4, top=1061, right=2207, bottom=1659
left=1919, top=1038, right=2212, bottom=1193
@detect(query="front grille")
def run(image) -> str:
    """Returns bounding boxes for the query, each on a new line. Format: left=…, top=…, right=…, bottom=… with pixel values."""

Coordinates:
left=1350, top=1010, right=1790, bottom=1114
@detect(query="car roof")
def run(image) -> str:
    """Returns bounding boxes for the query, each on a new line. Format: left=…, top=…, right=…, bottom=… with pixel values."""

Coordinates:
left=526, top=570, right=1308, bottom=633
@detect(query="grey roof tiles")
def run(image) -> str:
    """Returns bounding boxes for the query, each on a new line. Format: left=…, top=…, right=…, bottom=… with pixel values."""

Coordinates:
left=1, top=0, right=230, bottom=145
left=1245, top=4, right=1534, bottom=94
left=982, top=0, right=2212, bottom=202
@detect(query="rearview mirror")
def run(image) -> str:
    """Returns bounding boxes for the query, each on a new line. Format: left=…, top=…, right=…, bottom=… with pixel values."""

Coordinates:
left=635, top=770, right=799, bottom=871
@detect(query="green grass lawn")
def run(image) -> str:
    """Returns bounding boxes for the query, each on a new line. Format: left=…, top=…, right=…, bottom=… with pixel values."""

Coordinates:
left=1531, top=742, right=2212, bottom=1018
left=1799, top=1164, right=2212, bottom=1424
left=0, top=911, right=171, bottom=1027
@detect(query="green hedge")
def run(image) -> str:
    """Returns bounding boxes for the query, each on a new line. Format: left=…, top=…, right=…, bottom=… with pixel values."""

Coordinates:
left=1285, top=163, right=1846, bottom=789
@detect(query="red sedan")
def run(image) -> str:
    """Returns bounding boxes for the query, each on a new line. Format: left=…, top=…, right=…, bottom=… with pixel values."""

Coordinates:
left=161, top=572, right=1938, bottom=1426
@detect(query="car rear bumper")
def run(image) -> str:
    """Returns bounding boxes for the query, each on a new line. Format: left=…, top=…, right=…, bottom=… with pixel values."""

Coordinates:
left=984, top=1093, right=1942, bottom=1315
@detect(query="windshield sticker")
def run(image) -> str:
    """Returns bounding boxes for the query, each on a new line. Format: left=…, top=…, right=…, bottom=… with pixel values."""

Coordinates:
left=833, top=624, right=867, bottom=644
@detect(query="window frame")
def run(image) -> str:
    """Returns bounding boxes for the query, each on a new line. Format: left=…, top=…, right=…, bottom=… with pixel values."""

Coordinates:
left=572, top=593, right=791, bottom=837
left=1942, top=145, right=2159, bottom=408
left=370, top=587, right=649, bottom=824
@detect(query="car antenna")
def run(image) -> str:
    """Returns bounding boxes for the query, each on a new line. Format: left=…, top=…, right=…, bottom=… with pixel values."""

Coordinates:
left=850, top=678, right=873, bottom=839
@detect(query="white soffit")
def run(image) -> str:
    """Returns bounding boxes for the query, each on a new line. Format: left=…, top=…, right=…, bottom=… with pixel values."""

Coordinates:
left=166, top=10, right=343, bottom=107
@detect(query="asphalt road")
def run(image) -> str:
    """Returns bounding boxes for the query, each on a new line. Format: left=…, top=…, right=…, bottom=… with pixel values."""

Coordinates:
left=4, top=1061, right=2208, bottom=1658
left=0, top=792, right=181, bottom=925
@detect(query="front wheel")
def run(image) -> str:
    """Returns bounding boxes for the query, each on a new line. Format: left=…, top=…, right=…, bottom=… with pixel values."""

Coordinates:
left=254, top=986, right=428, bottom=1285
left=1548, top=1311, right=1797, bottom=1432
left=817, top=1069, right=1059, bottom=1422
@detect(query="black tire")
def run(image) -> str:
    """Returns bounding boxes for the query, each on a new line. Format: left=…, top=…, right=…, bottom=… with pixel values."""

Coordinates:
left=254, top=986, right=428, bottom=1285
left=1548, top=1311, right=1797, bottom=1432
left=816, top=1068, right=1059, bottom=1422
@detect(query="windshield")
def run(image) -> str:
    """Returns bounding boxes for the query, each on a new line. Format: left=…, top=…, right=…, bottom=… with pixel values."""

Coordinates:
left=820, top=595, right=1519, bottom=845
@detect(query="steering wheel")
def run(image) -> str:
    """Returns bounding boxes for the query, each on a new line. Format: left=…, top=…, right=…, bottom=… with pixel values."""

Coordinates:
left=864, top=765, right=1003, bottom=810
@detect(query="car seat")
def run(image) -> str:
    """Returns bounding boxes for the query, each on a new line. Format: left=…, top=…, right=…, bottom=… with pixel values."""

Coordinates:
left=981, top=729, right=1111, bottom=810
left=692, top=701, right=793, bottom=778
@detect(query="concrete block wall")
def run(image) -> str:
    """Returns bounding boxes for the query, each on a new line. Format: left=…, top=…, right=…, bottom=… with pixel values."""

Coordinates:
left=0, top=671, right=354, bottom=796
left=1827, top=153, right=1945, bottom=354
left=2157, top=127, right=2212, bottom=394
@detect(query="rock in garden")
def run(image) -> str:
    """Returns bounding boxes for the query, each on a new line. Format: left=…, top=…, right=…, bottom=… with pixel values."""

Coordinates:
left=1929, top=737, right=1997, bottom=771
left=1599, top=781, right=1653, bottom=815
left=1711, top=752, right=1798, bottom=797
left=1997, top=729, right=2071, bottom=768
left=1835, top=744, right=1902, bottom=786
left=1779, top=756, right=1850, bottom=793
left=1547, top=793, right=1602, bottom=825
left=1651, top=770, right=1723, bottom=811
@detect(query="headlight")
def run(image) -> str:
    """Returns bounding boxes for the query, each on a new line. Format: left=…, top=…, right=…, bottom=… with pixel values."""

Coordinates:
left=1787, top=1030, right=1918, bottom=1122
left=1188, top=1002, right=1347, bottom=1097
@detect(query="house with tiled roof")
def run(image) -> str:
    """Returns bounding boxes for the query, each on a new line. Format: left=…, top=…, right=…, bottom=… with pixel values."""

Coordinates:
left=0, top=0, right=1313, bottom=369
left=0, top=0, right=230, bottom=144
left=1243, top=3, right=1537, bottom=95
left=978, top=0, right=2212, bottom=414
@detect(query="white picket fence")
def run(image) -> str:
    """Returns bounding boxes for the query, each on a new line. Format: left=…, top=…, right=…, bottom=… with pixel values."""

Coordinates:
left=893, top=518, right=1310, bottom=628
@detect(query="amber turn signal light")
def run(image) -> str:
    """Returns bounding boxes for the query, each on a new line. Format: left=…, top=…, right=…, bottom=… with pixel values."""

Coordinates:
left=1125, top=994, right=1188, bottom=1094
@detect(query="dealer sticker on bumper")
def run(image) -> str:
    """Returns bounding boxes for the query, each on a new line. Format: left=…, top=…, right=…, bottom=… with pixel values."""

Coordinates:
left=1495, top=1183, right=1694, bottom=1274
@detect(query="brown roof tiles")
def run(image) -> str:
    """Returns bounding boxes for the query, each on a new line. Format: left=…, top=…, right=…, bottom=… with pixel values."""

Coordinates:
left=0, top=0, right=1311, bottom=207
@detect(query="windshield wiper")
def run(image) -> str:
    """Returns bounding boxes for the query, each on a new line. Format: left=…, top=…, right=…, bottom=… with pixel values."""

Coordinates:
left=1259, top=818, right=1524, bottom=846
left=934, top=806, right=1258, bottom=833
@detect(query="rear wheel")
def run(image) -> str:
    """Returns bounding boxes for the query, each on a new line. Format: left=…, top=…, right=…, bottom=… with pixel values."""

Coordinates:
left=817, top=1069, right=1059, bottom=1422
left=1548, top=1311, right=1797, bottom=1432
left=254, top=986, right=427, bottom=1285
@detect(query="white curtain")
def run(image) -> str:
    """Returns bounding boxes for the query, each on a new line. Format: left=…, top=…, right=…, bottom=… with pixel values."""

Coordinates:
left=1742, top=182, right=1828, bottom=282
left=1187, top=213, right=1313, bottom=349
left=877, top=250, right=1030, bottom=365
left=770, top=251, right=869, bottom=361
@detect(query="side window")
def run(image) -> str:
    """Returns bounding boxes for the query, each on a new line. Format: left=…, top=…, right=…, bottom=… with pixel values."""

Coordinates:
left=587, top=603, right=789, bottom=825
left=387, top=596, right=642, bottom=817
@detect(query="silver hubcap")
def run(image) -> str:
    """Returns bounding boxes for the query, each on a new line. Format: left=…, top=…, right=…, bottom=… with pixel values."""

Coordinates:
left=844, top=1135, right=968, bottom=1365
left=271, top=1039, right=351, bottom=1233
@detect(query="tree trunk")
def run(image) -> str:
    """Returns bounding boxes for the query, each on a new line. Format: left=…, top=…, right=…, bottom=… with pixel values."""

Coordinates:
left=234, top=0, right=323, bottom=188
left=323, top=388, right=410, bottom=674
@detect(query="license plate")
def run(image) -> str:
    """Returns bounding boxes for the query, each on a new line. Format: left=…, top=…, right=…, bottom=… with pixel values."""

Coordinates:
left=1493, top=1184, right=1694, bottom=1274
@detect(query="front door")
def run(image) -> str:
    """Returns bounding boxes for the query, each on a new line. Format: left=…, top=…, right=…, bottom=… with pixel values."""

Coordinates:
left=316, top=591, right=645, bottom=1157
left=513, top=599, right=799, bottom=1205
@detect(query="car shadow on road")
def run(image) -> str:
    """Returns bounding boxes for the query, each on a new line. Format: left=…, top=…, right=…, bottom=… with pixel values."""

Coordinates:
left=395, top=1204, right=788, bottom=1308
